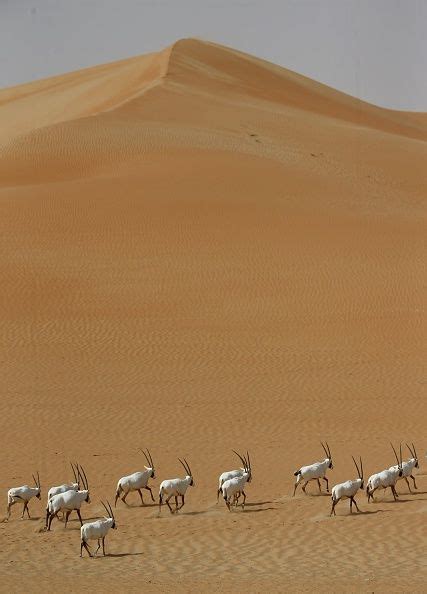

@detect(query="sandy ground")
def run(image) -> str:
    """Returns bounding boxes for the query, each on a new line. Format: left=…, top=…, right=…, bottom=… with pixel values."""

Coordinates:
left=0, top=39, right=426, bottom=592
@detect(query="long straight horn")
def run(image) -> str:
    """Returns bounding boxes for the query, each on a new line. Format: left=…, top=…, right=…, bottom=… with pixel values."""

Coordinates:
left=320, top=442, right=328, bottom=458
left=412, top=442, right=418, bottom=460
left=107, top=500, right=115, bottom=520
left=139, top=448, right=151, bottom=467
left=232, top=450, right=247, bottom=469
left=183, top=458, right=192, bottom=477
left=70, top=462, right=78, bottom=484
left=246, top=451, right=251, bottom=470
left=399, top=443, right=403, bottom=466
left=37, top=471, right=40, bottom=489
left=79, top=465, right=89, bottom=490
left=101, top=500, right=110, bottom=517
left=390, top=443, right=400, bottom=466
left=351, top=456, right=360, bottom=478
left=178, top=458, right=189, bottom=476
left=360, top=456, right=363, bottom=480
left=146, top=449, right=154, bottom=469
left=326, top=442, right=332, bottom=459
left=32, top=474, right=37, bottom=486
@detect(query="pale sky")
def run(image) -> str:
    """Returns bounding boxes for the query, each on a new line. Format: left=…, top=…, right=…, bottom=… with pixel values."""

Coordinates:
left=1, top=0, right=426, bottom=110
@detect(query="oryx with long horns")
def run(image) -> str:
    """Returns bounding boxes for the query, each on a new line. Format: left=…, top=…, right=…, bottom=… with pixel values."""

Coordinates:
left=366, top=443, right=403, bottom=502
left=115, top=449, right=156, bottom=507
left=158, top=458, right=194, bottom=514
left=7, top=471, right=41, bottom=519
left=80, top=500, right=117, bottom=557
left=293, top=442, right=333, bottom=496
left=390, top=442, right=419, bottom=494
left=46, top=464, right=90, bottom=530
left=221, top=451, right=252, bottom=510
left=330, top=456, right=364, bottom=516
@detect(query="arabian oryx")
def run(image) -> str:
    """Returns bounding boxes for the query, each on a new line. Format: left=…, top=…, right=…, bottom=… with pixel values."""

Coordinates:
left=47, top=462, right=81, bottom=505
left=221, top=451, right=252, bottom=510
left=366, top=443, right=403, bottom=502
left=390, top=442, right=419, bottom=494
left=7, top=472, right=41, bottom=519
left=217, top=450, right=246, bottom=502
left=46, top=465, right=90, bottom=530
left=293, top=442, right=333, bottom=496
left=80, top=501, right=117, bottom=557
left=330, top=456, right=364, bottom=516
left=115, top=449, right=155, bottom=507
left=159, top=458, right=194, bottom=514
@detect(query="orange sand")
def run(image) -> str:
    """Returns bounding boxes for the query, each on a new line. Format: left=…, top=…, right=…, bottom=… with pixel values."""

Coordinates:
left=0, top=39, right=426, bottom=592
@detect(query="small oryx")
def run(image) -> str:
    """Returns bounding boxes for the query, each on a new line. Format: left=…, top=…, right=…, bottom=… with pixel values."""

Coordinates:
left=7, top=472, right=41, bottom=519
left=159, top=458, right=194, bottom=514
left=221, top=451, right=252, bottom=510
left=293, top=442, right=333, bottom=496
left=47, top=462, right=81, bottom=504
left=80, top=501, right=117, bottom=558
left=390, top=442, right=419, bottom=494
left=217, top=450, right=246, bottom=502
left=330, top=456, right=364, bottom=516
left=115, top=449, right=155, bottom=507
left=366, top=443, right=403, bottom=502
left=46, top=465, right=90, bottom=530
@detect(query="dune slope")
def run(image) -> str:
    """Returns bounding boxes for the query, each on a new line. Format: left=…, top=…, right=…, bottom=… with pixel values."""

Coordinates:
left=0, top=39, right=426, bottom=592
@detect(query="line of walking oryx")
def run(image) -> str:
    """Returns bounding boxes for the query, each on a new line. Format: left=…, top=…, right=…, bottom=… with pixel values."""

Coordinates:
left=5, top=442, right=421, bottom=557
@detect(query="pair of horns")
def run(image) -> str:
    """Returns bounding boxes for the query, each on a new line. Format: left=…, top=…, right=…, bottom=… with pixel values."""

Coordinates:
left=407, top=442, right=418, bottom=460
left=139, top=448, right=154, bottom=468
left=233, top=450, right=251, bottom=472
left=101, top=500, right=114, bottom=520
left=321, top=442, right=332, bottom=459
left=391, top=442, right=403, bottom=467
left=178, top=458, right=192, bottom=477
left=352, top=456, right=363, bottom=480
left=71, top=462, right=89, bottom=490
left=32, top=471, right=40, bottom=489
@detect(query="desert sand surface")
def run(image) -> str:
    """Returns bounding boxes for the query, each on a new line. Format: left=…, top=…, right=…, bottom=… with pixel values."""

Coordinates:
left=0, top=39, right=426, bottom=592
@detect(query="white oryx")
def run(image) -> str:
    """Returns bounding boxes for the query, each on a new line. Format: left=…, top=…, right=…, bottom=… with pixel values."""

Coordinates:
left=389, top=442, right=419, bottom=494
left=217, top=451, right=246, bottom=502
left=159, top=458, right=194, bottom=514
left=366, top=443, right=403, bottom=502
left=221, top=451, right=252, bottom=511
left=7, top=472, right=41, bottom=519
left=293, top=442, right=333, bottom=496
left=46, top=465, right=90, bottom=530
left=115, top=449, right=155, bottom=507
left=330, top=456, right=364, bottom=516
left=47, top=462, right=80, bottom=504
left=80, top=501, right=117, bottom=557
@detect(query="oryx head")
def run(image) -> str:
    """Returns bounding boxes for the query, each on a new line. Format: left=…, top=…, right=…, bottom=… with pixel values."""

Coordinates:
left=233, top=450, right=252, bottom=482
left=32, top=471, right=41, bottom=499
left=101, top=500, right=116, bottom=529
left=139, top=448, right=155, bottom=479
left=179, top=458, right=194, bottom=486
left=321, top=442, right=333, bottom=469
left=407, top=442, right=419, bottom=468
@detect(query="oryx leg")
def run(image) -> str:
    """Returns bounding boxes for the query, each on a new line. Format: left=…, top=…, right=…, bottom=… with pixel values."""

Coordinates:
left=144, top=485, right=155, bottom=502
left=410, top=474, right=417, bottom=489
left=404, top=477, right=412, bottom=493
left=137, top=489, right=144, bottom=505
left=351, top=496, right=361, bottom=512
left=64, top=510, right=72, bottom=528
left=350, top=497, right=353, bottom=513
left=317, top=479, right=322, bottom=493
left=330, top=498, right=337, bottom=516
left=22, top=501, right=31, bottom=519
left=80, top=540, right=92, bottom=558
left=391, top=485, right=399, bottom=501
left=165, top=495, right=174, bottom=514
left=102, top=536, right=106, bottom=556
left=241, top=490, right=247, bottom=509
left=48, top=510, right=59, bottom=530
left=76, top=509, right=83, bottom=526
left=177, top=495, right=185, bottom=511
left=323, top=476, right=329, bottom=492
left=121, top=491, right=129, bottom=504
left=95, top=539, right=101, bottom=555
left=301, top=480, right=310, bottom=493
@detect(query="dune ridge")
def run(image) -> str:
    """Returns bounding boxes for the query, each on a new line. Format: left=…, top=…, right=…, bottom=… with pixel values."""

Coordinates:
left=0, top=39, right=426, bottom=592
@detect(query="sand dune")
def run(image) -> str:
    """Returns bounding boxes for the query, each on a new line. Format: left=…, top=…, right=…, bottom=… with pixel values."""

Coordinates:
left=0, top=39, right=426, bottom=592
